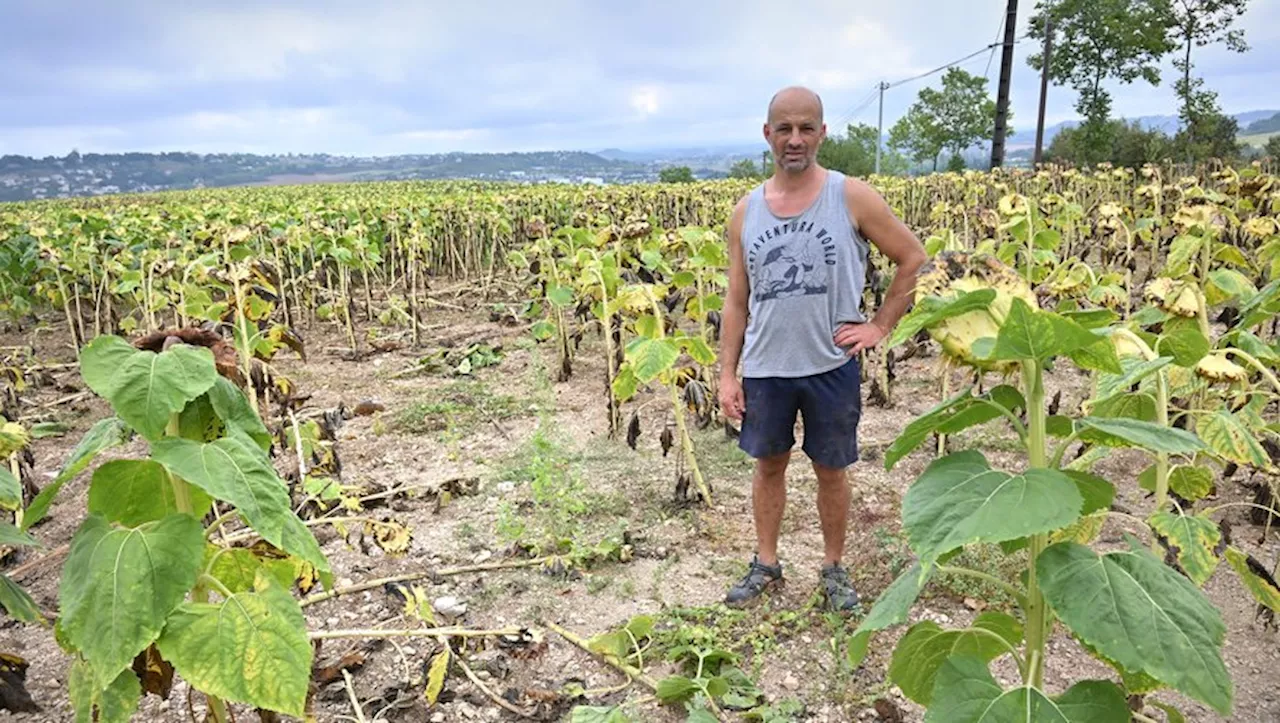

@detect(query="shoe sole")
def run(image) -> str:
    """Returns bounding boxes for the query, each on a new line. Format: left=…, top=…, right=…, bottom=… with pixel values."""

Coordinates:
left=725, top=577, right=784, bottom=609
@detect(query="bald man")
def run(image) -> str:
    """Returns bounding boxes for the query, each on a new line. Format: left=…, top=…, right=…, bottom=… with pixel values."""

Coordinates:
left=718, top=86, right=926, bottom=611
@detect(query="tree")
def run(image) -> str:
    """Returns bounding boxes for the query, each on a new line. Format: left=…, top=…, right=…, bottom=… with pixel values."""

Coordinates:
left=947, top=154, right=968, bottom=172
left=1164, top=0, right=1250, bottom=160
left=1265, top=135, right=1280, bottom=159
left=1046, top=119, right=1173, bottom=167
left=1173, top=111, right=1241, bottom=162
left=658, top=166, right=694, bottom=183
left=1028, top=0, right=1175, bottom=165
left=888, top=68, right=997, bottom=172
left=889, top=106, right=945, bottom=170
left=816, top=123, right=906, bottom=177
left=727, top=158, right=763, bottom=180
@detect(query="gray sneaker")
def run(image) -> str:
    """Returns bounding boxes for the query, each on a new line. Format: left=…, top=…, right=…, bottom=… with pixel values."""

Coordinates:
left=821, top=563, right=861, bottom=613
left=725, top=555, right=783, bottom=608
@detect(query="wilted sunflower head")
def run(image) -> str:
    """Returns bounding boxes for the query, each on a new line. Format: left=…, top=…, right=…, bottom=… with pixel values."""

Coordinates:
left=1243, top=216, right=1277, bottom=238
left=0, top=419, right=29, bottom=458
left=997, top=194, right=1029, bottom=217
left=1195, top=353, right=1247, bottom=384
left=1143, top=277, right=1201, bottom=318
left=916, top=251, right=1037, bottom=372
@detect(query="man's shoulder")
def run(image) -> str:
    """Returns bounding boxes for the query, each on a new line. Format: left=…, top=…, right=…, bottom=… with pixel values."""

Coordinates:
left=839, top=175, right=884, bottom=227
left=729, top=186, right=757, bottom=225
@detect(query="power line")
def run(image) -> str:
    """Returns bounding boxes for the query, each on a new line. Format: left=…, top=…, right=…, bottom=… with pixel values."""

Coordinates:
left=885, top=34, right=1030, bottom=91
left=831, top=86, right=881, bottom=129
left=984, top=7, right=1007, bottom=80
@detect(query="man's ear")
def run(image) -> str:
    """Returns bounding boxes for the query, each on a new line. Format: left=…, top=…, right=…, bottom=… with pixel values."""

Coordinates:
left=762, top=123, right=772, bottom=142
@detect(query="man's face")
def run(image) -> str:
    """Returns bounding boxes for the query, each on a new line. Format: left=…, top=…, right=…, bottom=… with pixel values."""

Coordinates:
left=764, top=101, right=825, bottom=174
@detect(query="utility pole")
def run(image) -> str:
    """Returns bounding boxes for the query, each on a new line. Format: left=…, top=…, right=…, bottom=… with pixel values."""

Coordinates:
left=875, top=81, right=888, bottom=174
left=989, top=0, right=1019, bottom=169
left=1033, top=12, right=1054, bottom=165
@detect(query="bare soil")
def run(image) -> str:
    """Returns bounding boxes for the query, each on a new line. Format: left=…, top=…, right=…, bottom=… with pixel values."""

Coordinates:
left=0, top=302, right=1277, bottom=723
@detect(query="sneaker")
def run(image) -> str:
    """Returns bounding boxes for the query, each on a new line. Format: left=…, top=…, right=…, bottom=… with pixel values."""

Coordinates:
left=821, top=563, right=861, bottom=613
left=724, top=555, right=783, bottom=608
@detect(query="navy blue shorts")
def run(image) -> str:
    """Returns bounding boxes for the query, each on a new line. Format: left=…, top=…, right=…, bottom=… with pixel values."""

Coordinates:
left=739, top=358, right=861, bottom=469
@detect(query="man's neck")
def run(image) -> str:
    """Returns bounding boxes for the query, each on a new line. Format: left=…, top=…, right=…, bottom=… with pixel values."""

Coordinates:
left=770, top=164, right=825, bottom=193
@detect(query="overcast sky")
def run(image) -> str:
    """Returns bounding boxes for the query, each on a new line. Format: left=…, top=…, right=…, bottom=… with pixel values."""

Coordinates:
left=3, top=0, right=1277, bottom=157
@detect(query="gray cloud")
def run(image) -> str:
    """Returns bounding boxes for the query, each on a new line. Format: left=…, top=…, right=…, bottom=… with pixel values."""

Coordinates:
left=2, top=0, right=1276, bottom=156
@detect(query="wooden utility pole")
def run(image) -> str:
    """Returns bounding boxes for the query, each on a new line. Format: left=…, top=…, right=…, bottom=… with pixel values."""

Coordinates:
left=989, top=0, right=1019, bottom=168
left=874, top=82, right=888, bottom=174
left=1034, top=13, right=1054, bottom=165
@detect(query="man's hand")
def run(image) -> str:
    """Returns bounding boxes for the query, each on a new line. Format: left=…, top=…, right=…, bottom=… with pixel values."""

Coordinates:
left=719, top=375, right=745, bottom=421
left=834, top=321, right=887, bottom=356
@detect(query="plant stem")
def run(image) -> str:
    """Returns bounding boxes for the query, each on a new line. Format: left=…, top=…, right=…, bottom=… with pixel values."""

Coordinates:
left=308, top=626, right=526, bottom=641
left=9, top=455, right=23, bottom=529
left=455, top=650, right=533, bottom=718
left=1222, top=348, right=1280, bottom=396
left=299, top=558, right=550, bottom=608
left=342, top=669, right=368, bottom=723
left=544, top=619, right=658, bottom=690
left=936, top=565, right=1028, bottom=609
left=1021, top=360, right=1049, bottom=690
left=231, top=272, right=260, bottom=416
left=670, top=382, right=711, bottom=506
left=1153, top=369, right=1171, bottom=515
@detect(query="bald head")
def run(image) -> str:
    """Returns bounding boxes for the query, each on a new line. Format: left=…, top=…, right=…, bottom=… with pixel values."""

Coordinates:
left=767, top=86, right=823, bottom=124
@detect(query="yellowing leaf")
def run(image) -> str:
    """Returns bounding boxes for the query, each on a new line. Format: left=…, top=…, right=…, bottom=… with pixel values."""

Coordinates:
left=425, top=647, right=450, bottom=707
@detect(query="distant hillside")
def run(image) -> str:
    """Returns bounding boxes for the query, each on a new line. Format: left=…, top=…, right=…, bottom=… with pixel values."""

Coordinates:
left=1244, top=112, right=1280, bottom=135
left=0, top=150, right=736, bottom=202
left=1006, top=109, right=1279, bottom=149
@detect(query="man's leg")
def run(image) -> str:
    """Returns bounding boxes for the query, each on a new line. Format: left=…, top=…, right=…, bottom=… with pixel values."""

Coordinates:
left=812, top=462, right=850, bottom=566
left=799, top=358, right=862, bottom=612
left=726, top=376, right=798, bottom=608
left=753, top=452, right=791, bottom=567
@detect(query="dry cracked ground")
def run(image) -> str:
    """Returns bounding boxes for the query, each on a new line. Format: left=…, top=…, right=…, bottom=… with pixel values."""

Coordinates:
left=1, top=297, right=1278, bottom=722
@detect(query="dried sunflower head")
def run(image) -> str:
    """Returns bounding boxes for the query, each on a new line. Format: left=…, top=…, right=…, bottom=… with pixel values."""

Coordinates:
left=1143, top=278, right=1201, bottom=318
left=1195, top=353, right=1247, bottom=384
left=916, top=251, right=1037, bottom=372
left=0, top=420, right=29, bottom=458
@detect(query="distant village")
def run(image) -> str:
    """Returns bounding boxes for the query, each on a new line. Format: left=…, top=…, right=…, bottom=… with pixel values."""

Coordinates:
left=0, top=150, right=737, bottom=202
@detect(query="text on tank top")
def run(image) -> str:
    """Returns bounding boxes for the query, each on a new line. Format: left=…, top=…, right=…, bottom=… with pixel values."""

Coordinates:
left=739, top=168, right=870, bottom=378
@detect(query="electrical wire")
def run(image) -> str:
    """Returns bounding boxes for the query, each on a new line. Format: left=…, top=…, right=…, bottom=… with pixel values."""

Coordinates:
left=830, top=85, right=882, bottom=129
left=984, top=7, right=1007, bottom=80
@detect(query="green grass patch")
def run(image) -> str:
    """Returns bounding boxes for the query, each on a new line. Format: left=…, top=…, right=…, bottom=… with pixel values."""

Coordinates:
left=390, top=378, right=525, bottom=437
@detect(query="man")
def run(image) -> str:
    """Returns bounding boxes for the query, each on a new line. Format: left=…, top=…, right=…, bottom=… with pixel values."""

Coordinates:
left=718, top=86, right=926, bottom=611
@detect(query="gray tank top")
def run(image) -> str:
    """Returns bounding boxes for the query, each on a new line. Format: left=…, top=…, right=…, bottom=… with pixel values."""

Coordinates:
left=740, top=169, right=870, bottom=378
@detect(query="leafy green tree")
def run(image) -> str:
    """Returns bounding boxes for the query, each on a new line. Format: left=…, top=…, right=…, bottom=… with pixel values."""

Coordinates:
left=1163, top=0, right=1250, bottom=161
left=727, top=158, right=763, bottom=180
left=1047, top=120, right=1173, bottom=167
left=947, top=154, right=968, bottom=172
left=658, top=166, right=695, bottom=183
left=1174, top=111, right=1241, bottom=162
left=818, top=123, right=907, bottom=177
left=889, top=106, right=946, bottom=170
left=1028, top=0, right=1175, bottom=165
left=889, top=69, right=997, bottom=172
left=1265, top=134, right=1280, bottom=159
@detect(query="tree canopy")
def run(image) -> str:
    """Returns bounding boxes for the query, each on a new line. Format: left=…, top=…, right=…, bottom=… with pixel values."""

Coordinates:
left=888, top=68, right=997, bottom=172
left=1028, top=0, right=1175, bottom=165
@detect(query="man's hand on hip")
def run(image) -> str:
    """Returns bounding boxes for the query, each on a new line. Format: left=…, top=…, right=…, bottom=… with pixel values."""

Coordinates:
left=719, top=375, right=745, bottom=421
left=834, top=321, right=887, bottom=356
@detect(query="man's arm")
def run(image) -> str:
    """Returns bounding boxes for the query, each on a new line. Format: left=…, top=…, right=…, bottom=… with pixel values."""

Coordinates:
left=718, top=196, right=750, bottom=419
left=834, top=177, right=927, bottom=354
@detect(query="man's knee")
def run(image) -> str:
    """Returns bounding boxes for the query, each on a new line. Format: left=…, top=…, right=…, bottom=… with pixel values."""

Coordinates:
left=812, top=462, right=848, bottom=486
left=756, top=452, right=791, bottom=481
